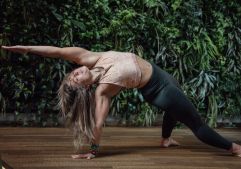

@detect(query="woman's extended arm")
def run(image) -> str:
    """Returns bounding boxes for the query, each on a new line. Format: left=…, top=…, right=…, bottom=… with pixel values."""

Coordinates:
left=1, top=45, right=92, bottom=64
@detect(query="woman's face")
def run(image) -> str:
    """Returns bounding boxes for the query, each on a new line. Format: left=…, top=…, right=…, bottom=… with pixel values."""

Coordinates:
left=69, top=66, right=92, bottom=87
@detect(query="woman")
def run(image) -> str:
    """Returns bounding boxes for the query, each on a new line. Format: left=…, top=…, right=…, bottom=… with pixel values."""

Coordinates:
left=1, top=45, right=241, bottom=160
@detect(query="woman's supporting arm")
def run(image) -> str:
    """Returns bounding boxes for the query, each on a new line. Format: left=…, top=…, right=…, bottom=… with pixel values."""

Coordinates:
left=92, top=84, right=122, bottom=145
left=1, top=45, right=91, bottom=64
left=92, top=92, right=111, bottom=145
left=71, top=87, right=111, bottom=160
left=71, top=84, right=122, bottom=159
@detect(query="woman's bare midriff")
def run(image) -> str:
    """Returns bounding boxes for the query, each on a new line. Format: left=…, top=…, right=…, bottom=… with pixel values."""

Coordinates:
left=136, top=56, right=153, bottom=88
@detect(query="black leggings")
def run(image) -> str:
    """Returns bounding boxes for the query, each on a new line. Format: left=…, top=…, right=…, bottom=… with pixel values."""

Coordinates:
left=138, top=63, right=232, bottom=150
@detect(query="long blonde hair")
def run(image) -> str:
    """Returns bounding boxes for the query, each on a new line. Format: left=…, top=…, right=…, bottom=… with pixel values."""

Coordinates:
left=58, top=73, right=96, bottom=151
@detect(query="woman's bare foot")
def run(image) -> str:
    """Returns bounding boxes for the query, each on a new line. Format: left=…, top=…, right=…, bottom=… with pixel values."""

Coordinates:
left=160, top=137, right=180, bottom=148
left=230, top=143, right=241, bottom=157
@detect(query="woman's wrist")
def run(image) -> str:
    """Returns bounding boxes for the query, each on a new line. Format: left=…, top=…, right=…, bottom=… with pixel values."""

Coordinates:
left=89, top=143, right=100, bottom=156
left=25, top=46, right=31, bottom=54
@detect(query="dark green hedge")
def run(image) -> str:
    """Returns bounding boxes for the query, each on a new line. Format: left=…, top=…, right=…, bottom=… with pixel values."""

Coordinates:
left=0, top=0, right=240, bottom=127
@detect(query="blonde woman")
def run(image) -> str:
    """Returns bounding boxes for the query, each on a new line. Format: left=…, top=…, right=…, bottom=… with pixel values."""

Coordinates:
left=1, top=45, right=241, bottom=159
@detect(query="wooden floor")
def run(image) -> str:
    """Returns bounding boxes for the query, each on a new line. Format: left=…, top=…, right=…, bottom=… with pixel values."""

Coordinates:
left=0, top=127, right=240, bottom=169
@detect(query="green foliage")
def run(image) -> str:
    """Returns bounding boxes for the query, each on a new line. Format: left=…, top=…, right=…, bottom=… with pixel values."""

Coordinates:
left=0, top=0, right=240, bottom=127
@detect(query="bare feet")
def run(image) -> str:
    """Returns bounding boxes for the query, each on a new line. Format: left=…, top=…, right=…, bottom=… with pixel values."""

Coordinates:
left=160, top=138, right=180, bottom=148
left=230, top=143, right=241, bottom=157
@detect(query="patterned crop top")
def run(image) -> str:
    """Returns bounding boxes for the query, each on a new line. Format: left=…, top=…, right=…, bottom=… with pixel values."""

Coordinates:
left=93, top=51, right=142, bottom=88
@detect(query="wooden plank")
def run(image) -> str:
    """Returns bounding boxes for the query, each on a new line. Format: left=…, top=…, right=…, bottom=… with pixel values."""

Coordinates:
left=0, top=127, right=240, bottom=169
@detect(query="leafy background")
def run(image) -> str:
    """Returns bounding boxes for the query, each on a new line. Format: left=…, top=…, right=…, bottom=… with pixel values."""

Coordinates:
left=0, top=0, right=240, bottom=127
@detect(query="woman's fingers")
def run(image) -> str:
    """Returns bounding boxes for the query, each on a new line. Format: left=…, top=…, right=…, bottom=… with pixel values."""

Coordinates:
left=1, top=45, right=9, bottom=48
left=1, top=45, right=28, bottom=54
left=71, top=154, right=87, bottom=159
left=1, top=46, right=17, bottom=52
left=71, top=153, right=95, bottom=159
left=1, top=46, right=18, bottom=49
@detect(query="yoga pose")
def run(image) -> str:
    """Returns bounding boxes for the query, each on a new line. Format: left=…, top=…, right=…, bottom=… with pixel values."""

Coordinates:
left=1, top=45, right=241, bottom=159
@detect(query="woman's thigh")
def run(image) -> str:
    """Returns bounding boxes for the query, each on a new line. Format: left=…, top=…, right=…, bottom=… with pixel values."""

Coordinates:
left=151, top=85, right=203, bottom=130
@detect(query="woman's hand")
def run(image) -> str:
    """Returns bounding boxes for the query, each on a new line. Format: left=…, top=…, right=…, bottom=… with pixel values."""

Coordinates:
left=1, top=45, right=29, bottom=54
left=71, top=153, right=96, bottom=160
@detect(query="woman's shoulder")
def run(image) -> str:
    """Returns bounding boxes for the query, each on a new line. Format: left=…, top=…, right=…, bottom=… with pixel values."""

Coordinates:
left=101, top=50, right=135, bottom=57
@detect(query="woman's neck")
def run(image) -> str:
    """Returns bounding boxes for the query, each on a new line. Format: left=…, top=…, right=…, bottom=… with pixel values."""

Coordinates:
left=90, top=67, right=105, bottom=84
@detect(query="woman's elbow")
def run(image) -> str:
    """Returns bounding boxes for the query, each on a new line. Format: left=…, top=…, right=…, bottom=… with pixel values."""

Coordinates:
left=95, top=120, right=104, bottom=129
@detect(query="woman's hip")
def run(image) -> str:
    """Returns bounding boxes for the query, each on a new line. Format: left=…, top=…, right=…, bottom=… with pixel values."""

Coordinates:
left=138, top=63, right=181, bottom=102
